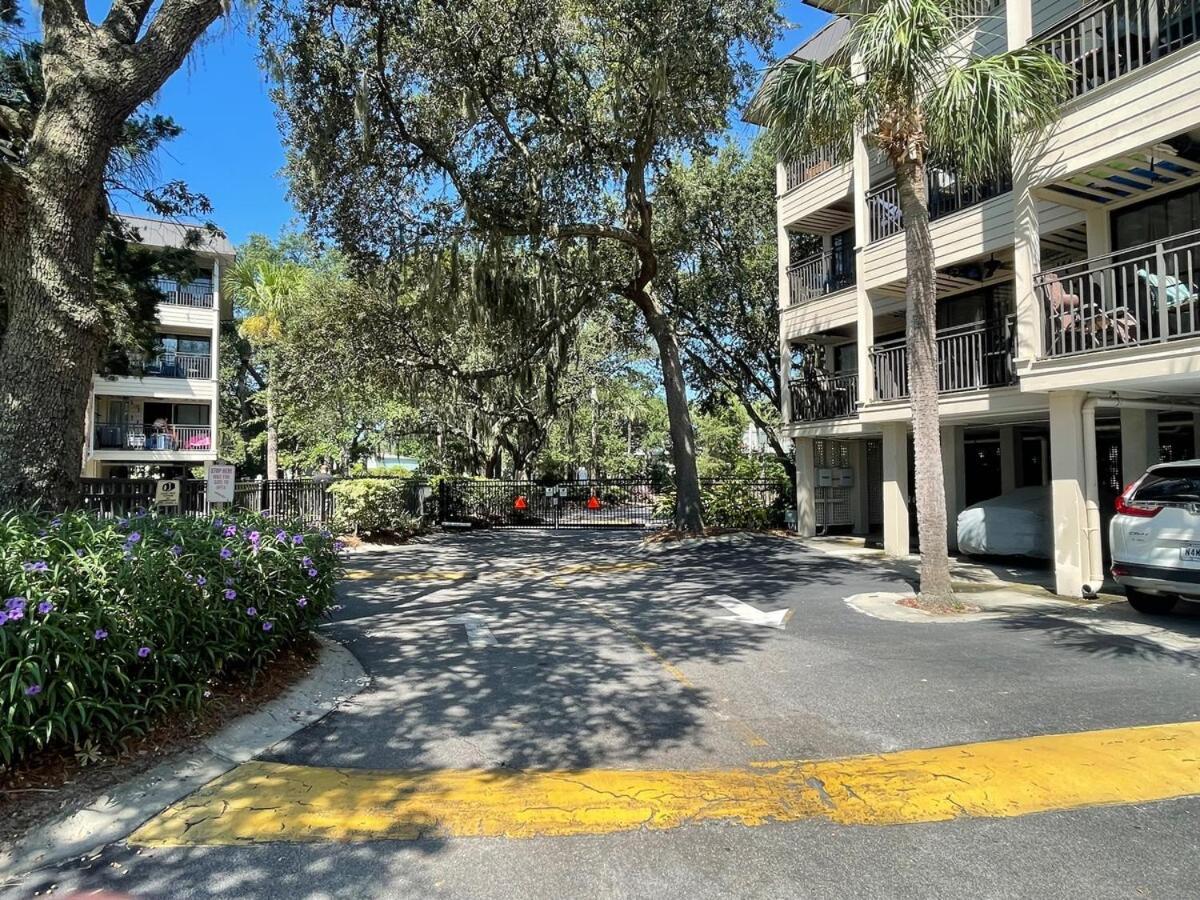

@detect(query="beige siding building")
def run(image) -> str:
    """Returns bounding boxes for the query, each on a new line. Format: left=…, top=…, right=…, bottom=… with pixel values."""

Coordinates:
left=765, top=0, right=1200, bottom=596
left=82, top=216, right=235, bottom=479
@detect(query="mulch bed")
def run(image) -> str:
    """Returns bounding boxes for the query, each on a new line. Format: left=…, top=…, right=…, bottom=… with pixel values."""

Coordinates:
left=0, top=637, right=321, bottom=850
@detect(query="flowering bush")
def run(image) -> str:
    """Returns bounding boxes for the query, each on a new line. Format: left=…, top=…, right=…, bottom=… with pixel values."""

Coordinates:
left=0, top=509, right=344, bottom=766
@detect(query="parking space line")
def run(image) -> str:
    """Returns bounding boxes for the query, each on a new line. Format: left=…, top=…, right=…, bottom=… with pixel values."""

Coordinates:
left=129, top=720, right=1200, bottom=845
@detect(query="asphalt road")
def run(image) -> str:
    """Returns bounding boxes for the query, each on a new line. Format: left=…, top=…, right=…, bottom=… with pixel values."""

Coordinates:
left=10, top=531, right=1200, bottom=899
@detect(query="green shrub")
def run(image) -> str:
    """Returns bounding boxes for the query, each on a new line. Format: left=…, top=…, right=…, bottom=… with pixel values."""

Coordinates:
left=653, top=482, right=779, bottom=529
left=0, top=509, right=343, bottom=766
left=328, top=478, right=426, bottom=536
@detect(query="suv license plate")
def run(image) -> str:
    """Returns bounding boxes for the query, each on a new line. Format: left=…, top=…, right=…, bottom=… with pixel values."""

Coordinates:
left=1181, top=545, right=1200, bottom=561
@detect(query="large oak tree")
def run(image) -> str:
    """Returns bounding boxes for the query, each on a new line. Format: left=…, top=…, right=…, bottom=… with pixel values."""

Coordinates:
left=258, top=0, right=779, bottom=531
left=0, top=0, right=226, bottom=507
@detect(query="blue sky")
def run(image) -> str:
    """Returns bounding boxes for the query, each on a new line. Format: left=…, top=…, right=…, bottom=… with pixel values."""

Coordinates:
left=18, top=3, right=830, bottom=247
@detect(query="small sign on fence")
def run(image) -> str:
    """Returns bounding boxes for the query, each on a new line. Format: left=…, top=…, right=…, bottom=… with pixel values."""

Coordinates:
left=206, top=464, right=236, bottom=504
left=154, top=479, right=181, bottom=508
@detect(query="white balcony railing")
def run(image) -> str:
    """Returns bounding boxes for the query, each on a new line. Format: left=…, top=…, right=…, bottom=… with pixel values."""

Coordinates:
left=142, top=352, right=212, bottom=380
left=1037, top=228, right=1200, bottom=357
left=1035, top=0, right=1200, bottom=101
left=787, top=250, right=856, bottom=306
left=154, top=277, right=215, bottom=309
left=872, top=317, right=1016, bottom=401
left=92, top=423, right=214, bottom=452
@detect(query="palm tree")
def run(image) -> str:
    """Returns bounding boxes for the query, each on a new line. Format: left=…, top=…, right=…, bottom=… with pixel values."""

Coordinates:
left=754, top=0, right=1068, bottom=605
left=226, top=259, right=306, bottom=480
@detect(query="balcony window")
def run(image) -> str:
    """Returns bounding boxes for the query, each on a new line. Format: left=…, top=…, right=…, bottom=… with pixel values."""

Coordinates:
left=154, top=275, right=215, bottom=308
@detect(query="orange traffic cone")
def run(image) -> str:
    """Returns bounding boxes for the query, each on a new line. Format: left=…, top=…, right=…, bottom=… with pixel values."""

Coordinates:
left=586, top=494, right=601, bottom=511
left=514, top=495, right=528, bottom=510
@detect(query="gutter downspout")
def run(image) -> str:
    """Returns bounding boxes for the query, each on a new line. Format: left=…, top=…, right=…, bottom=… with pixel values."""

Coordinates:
left=1080, top=396, right=1200, bottom=596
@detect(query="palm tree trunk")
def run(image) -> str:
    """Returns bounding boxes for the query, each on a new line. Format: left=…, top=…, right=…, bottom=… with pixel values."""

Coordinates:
left=895, top=159, right=954, bottom=604
left=266, top=390, right=280, bottom=481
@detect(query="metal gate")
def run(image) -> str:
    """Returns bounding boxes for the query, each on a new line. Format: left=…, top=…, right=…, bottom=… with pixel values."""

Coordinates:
left=435, top=477, right=791, bottom=530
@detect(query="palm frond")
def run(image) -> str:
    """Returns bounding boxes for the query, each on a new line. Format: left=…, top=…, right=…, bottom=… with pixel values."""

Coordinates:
left=924, top=47, right=1071, bottom=183
left=750, top=59, right=861, bottom=163
left=852, top=0, right=962, bottom=107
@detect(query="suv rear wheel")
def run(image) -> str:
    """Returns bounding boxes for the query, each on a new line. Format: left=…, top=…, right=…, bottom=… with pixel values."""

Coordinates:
left=1126, top=589, right=1177, bottom=615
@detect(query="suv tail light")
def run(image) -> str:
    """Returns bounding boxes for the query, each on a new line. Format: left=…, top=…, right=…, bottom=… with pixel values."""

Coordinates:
left=1115, top=481, right=1162, bottom=518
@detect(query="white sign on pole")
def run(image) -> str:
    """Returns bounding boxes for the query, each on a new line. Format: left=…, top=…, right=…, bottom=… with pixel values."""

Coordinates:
left=155, top=479, right=181, bottom=508
left=207, top=465, right=236, bottom=504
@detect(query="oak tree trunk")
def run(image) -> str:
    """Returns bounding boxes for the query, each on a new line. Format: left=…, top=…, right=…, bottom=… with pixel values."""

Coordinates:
left=895, top=159, right=954, bottom=604
left=266, top=390, right=280, bottom=481
left=639, top=293, right=704, bottom=532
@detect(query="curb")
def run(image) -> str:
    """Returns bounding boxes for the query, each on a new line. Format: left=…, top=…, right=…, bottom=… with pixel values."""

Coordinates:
left=0, top=635, right=367, bottom=882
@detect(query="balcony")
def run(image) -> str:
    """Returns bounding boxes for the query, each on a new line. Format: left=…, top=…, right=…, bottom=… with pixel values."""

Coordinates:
left=871, top=318, right=1017, bottom=401
left=92, top=423, right=214, bottom=452
left=787, top=250, right=856, bottom=306
left=784, top=144, right=849, bottom=192
left=141, top=351, right=212, bottom=380
left=789, top=372, right=859, bottom=422
left=155, top=277, right=214, bottom=309
left=866, top=169, right=1012, bottom=243
left=1035, top=0, right=1200, bottom=101
left=1038, top=229, right=1200, bottom=357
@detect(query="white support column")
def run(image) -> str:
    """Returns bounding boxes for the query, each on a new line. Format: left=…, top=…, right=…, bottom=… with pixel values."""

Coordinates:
left=849, top=440, right=870, bottom=535
left=1007, top=0, right=1033, bottom=48
left=852, top=119, right=874, bottom=408
left=999, top=426, right=1019, bottom=494
left=1009, top=0, right=1041, bottom=368
left=1085, top=207, right=1112, bottom=260
left=1120, top=407, right=1160, bottom=485
left=795, top=437, right=816, bottom=538
left=941, top=424, right=965, bottom=552
left=881, top=423, right=910, bottom=556
left=211, top=254, right=222, bottom=461
left=1049, top=391, right=1090, bottom=597
left=777, top=163, right=792, bottom=312
left=780, top=338, right=792, bottom=424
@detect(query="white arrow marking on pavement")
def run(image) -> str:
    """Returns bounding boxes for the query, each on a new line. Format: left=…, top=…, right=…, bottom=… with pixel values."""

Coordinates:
left=713, top=596, right=792, bottom=630
left=447, top=613, right=498, bottom=648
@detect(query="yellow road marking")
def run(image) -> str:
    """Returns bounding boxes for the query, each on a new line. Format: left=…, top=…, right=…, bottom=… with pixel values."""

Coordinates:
left=344, top=569, right=468, bottom=582
left=130, top=722, right=1200, bottom=846
left=558, top=561, right=656, bottom=575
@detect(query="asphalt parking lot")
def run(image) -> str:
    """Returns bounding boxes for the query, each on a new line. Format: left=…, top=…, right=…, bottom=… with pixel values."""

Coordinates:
left=11, top=531, right=1200, bottom=899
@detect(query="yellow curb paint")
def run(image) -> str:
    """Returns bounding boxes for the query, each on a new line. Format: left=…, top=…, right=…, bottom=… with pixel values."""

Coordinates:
left=129, top=722, right=1200, bottom=847
left=343, top=569, right=468, bottom=582
left=558, top=561, right=656, bottom=575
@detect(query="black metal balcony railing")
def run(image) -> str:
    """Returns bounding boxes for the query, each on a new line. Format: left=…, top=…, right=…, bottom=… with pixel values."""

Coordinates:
left=1036, top=0, right=1200, bottom=101
left=787, top=251, right=856, bottom=306
left=1038, top=228, right=1200, bottom=357
left=784, top=144, right=849, bottom=192
left=871, top=317, right=1017, bottom=401
left=154, top=277, right=215, bottom=309
left=142, top=351, right=212, bottom=380
left=92, top=423, right=214, bottom=452
left=866, top=169, right=1012, bottom=243
left=789, top=372, right=859, bottom=422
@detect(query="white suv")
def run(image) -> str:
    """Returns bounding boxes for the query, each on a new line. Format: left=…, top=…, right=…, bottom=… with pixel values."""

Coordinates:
left=1110, top=460, right=1200, bottom=614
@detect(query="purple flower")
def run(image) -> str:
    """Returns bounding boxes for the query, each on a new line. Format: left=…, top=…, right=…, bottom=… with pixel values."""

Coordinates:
left=320, top=530, right=332, bottom=539
left=307, top=568, right=318, bottom=578
left=171, top=545, right=183, bottom=557
left=223, top=525, right=238, bottom=538
left=134, top=508, right=147, bottom=519
left=247, top=531, right=261, bottom=544
left=117, top=518, right=130, bottom=529
left=296, top=597, right=308, bottom=608
left=276, top=531, right=288, bottom=543
left=293, top=535, right=305, bottom=546
left=138, top=646, right=151, bottom=658
left=334, top=541, right=345, bottom=552
left=246, top=606, right=258, bottom=617
left=196, top=575, right=208, bottom=587
left=213, top=518, right=224, bottom=529
left=220, top=547, right=233, bottom=559
left=5, top=607, right=23, bottom=622
left=21, top=561, right=49, bottom=574
left=37, top=601, right=54, bottom=615
left=24, top=684, right=41, bottom=697
left=301, top=556, right=313, bottom=568
left=126, top=531, right=142, bottom=545
left=262, top=621, right=273, bottom=632
left=4, top=597, right=25, bottom=610
left=94, top=629, right=109, bottom=641
left=224, top=577, right=234, bottom=587
left=75, top=549, right=86, bottom=557
left=51, top=516, right=63, bottom=528
left=224, top=589, right=237, bottom=601
left=0, top=612, right=8, bottom=626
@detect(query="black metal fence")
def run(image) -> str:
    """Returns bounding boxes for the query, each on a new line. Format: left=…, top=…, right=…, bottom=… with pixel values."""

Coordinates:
left=72, top=476, right=793, bottom=532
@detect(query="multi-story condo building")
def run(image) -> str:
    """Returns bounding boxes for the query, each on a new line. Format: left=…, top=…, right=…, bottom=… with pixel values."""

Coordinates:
left=759, top=1, right=1200, bottom=596
left=82, top=215, right=234, bottom=480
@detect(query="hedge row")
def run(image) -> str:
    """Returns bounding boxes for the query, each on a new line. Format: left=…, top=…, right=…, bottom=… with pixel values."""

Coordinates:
left=0, top=508, right=343, bottom=766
